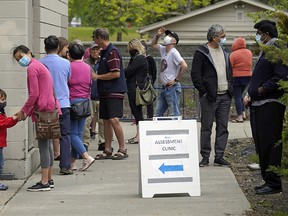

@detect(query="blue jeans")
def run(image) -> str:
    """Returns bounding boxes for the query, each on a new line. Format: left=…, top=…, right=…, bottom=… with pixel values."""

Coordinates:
left=70, top=99, right=87, bottom=159
left=233, top=77, right=250, bottom=115
left=59, top=108, right=72, bottom=169
left=155, top=83, right=181, bottom=117
left=233, top=85, right=246, bottom=115
left=0, top=148, right=3, bottom=175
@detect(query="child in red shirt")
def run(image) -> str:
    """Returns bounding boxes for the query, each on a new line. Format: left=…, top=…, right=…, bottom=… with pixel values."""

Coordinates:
left=0, top=89, right=18, bottom=190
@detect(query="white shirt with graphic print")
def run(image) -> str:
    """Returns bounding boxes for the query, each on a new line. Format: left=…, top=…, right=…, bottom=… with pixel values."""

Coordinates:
left=158, top=44, right=184, bottom=85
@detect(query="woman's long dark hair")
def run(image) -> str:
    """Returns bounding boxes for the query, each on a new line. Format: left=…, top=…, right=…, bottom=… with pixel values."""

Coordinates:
left=12, top=45, right=35, bottom=58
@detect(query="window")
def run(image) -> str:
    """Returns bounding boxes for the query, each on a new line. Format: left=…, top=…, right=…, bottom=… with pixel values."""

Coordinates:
left=236, top=11, right=244, bottom=21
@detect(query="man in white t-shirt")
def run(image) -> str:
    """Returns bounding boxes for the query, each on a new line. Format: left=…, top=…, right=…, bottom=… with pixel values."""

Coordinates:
left=151, top=27, right=187, bottom=116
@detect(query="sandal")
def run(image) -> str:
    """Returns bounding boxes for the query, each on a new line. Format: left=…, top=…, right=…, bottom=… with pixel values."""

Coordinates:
left=94, top=149, right=113, bottom=160
left=54, top=155, right=60, bottom=161
left=127, top=137, right=135, bottom=143
left=0, top=183, right=8, bottom=190
left=112, top=149, right=129, bottom=160
left=127, top=137, right=139, bottom=144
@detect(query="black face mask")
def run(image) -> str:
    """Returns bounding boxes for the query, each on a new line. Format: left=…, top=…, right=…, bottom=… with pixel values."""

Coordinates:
left=129, top=49, right=138, bottom=56
left=0, top=102, right=6, bottom=112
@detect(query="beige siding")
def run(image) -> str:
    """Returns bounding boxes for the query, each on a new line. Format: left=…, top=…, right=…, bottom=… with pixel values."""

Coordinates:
left=0, top=0, right=68, bottom=179
left=34, top=0, right=68, bottom=54
left=39, top=0, right=68, bottom=15
left=0, top=1, right=28, bottom=18
left=147, top=3, right=269, bottom=44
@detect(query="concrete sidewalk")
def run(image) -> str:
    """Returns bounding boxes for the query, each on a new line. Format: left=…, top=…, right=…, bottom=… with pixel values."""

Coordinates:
left=0, top=121, right=252, bottom=216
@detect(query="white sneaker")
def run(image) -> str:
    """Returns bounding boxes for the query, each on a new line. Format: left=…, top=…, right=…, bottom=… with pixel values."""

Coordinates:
left=80, top=156, right=95, bottom=171
left=78, top=159, right=87, bottom=171
left=71, top=162, right=77, bottom=171
left=247, top=163, right=260, bottom=170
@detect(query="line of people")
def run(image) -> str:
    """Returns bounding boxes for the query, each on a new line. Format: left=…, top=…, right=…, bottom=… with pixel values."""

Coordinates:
left=2, top=19, right=287, bottom=196
left=6, top=27, right=188, bottom=192
left=191, top=20, right=288, bottom=196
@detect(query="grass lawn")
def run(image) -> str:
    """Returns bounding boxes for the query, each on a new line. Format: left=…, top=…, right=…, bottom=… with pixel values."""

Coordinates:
left=68, top=27, right=146, bottom=42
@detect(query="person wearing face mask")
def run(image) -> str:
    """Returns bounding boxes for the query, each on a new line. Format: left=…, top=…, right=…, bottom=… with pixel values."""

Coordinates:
left=191, top=24, right=233, bottom=167
left=0, top=89, right=18, bottom=190
left=151, top=27, right=187, bottom=117
left=243, top=20, right=288, bottom=195
left=13, top=45, right=62, bottom=191
left=124, top=39, right=148, bottom=144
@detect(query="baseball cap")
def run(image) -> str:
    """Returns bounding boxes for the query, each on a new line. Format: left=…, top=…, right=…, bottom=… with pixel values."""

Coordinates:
left=165, top=30, right=179, bottom=44
left=90, top=42, right=99, bottom=49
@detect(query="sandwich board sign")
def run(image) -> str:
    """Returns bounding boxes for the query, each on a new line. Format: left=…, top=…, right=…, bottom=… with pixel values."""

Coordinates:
left=139, top=117, right=201, bottom=198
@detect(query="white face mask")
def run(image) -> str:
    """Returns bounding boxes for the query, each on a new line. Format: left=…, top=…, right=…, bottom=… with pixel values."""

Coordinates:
left=163, top=35, right=173, bottom=45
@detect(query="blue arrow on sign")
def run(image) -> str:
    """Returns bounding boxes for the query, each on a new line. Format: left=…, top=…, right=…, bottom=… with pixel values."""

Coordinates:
left=159, top=163, right=184, bottom=174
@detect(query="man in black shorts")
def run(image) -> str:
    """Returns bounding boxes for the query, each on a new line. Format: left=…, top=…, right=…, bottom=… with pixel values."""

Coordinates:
left=92, top=28, right=128, bottom=160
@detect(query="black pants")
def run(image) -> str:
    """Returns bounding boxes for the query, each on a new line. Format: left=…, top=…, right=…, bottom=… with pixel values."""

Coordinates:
left=128, top=98, right=143, bottom=125
left=199, top=93, right=232, bottom=158
left=254, top=102, right=285, bottom=188
left=146, top=103, right=154, bottom=119
left=249, top=106, right=259, bottom=154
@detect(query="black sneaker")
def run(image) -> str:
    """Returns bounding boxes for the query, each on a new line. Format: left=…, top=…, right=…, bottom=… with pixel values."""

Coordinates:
left=254, top=183, right=267, bottom=190
left=27, top=182, right=50, bottom=192
left=214, top=157, right=231, bottom=167
left=98, top=143, right=105, bottom=151
left=199, top=157, right=209, bottom=167
left=36, top=180, right=54, bottom=188
left=60, top=168, right=73, bottom=175
left=48, top=179, right=54, bottom=188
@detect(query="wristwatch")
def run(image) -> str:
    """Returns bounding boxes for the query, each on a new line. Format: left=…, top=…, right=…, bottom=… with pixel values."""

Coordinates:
left=174, top=78, right=179, bottom=82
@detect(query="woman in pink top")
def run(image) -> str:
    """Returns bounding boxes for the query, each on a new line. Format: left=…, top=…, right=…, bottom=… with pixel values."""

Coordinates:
left=68, top=41, right=95, bottom=171
left=230, top=37, right=252, bottom=122
left=13, top=45, right=61, bottom=192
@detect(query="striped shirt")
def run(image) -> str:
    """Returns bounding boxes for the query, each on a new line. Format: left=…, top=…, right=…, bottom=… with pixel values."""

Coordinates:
left=108, top=50, right=121, bottom=72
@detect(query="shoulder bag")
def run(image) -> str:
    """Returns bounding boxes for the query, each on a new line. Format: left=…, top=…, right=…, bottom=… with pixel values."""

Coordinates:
left=34, top=93, right=61, bottom=140
left=136, top=75, right=157, bottom=106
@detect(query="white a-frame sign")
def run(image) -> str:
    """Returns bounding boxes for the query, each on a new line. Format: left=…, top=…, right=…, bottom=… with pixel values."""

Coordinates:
left=139, top=117, right=201, bottom=198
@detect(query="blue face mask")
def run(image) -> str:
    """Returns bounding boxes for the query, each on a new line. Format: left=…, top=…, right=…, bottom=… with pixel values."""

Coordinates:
left=219, top=37, right=226, bottom=45
left=18, top=55, right=31, bottom=67
left=255, top=33, right=262, bottom=43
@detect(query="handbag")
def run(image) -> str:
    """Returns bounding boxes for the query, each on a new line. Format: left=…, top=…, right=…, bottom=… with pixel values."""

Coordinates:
left=136, top=75, right=157, bottom=106
left=34, top=108, right=61, bottom=140
left=70, top=99, right=91, bottom=120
